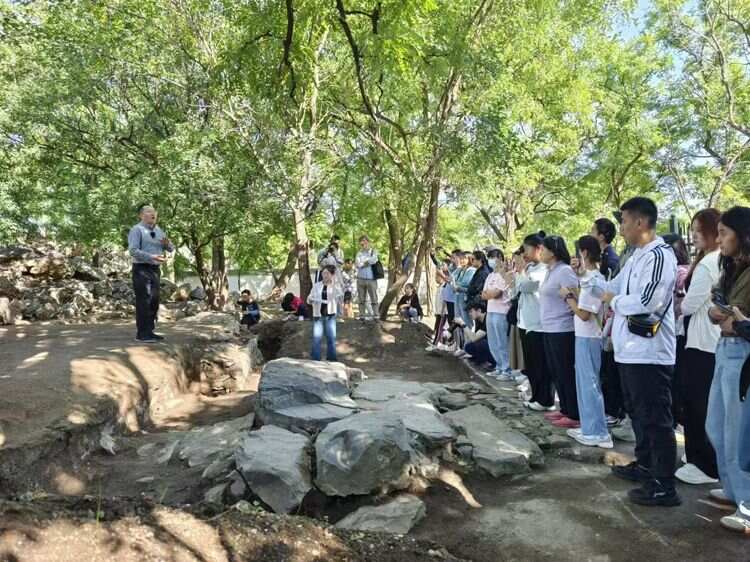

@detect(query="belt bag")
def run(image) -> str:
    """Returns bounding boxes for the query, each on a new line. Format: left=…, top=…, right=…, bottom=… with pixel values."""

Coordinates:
left=624, top=259, right=672, bottom=339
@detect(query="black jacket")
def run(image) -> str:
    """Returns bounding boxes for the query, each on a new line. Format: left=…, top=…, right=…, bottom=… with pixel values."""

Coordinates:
left=466, top=265, right=490, bottom=307
left=397, top=293, right=423, bottom=318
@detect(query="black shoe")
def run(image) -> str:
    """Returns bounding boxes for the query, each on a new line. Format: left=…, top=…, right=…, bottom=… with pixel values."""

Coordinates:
left=135, top=336, right=159, bottom=344
left=151, top=333, right=165, bottom=341
left=612, top=461, right=652, bottom=482
left=628, top=480, right=682, bottom=507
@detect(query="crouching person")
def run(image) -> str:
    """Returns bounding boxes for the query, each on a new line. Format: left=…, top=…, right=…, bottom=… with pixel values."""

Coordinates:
left=458, top=302, right=495, bottom=369
left=308, top=265, right=341, bottom=361
left=238, top=290, right=261, bottom=328
left=397, top=283, right=424, bottom=323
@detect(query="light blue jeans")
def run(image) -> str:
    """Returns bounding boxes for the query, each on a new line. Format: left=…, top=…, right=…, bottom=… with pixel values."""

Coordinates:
left=487, top=312, right=510, bottom=374
left=706, top=337, right=750, bottom=509
left=575, top=336, right=608, bottom=438
left=311, top=314, right=337, bottom=361
left=455, top=292, right=473, bottom=330
left=400, top=307, right=419, bottom=320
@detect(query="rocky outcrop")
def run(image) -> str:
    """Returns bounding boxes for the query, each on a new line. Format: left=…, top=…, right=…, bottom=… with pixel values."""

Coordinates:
left=335, top=495, right=427, bottom=534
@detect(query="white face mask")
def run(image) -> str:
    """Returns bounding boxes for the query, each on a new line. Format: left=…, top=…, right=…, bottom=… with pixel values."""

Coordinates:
left=488, top=258, right=497, bottom=270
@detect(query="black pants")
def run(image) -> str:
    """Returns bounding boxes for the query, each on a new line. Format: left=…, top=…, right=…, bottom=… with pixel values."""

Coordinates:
left=445, top=302, right=455, bottom=324
left=601, top=350, right=625, bottom=419
left=133, top=264, right=160, bottom=338
left=521, top=329, right=555, bottom=408
left=672, top=334, right=687, bottom=426
left=681, top=348, right=718, bottom=478
left=543, top=332, right=578, bottom=419
left=619, top=363, right=676, bottom=483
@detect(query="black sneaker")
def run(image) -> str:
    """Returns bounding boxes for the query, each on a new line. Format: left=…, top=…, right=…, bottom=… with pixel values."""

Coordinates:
left=135, top=336, right=159, bottom=344
left=612, top=461, right=652, bottom=482
left=628, top=480, right=682, bottom=507
left=151, top=333, right=165, bottom=341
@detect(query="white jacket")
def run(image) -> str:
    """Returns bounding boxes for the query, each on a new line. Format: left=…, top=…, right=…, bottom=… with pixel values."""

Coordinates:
left=680, top=250, right=721, bottom=354
left=307, top=281, right=341, bottom=318
left=600, top=237, right=678, bottom=365
left=514, top=261, right=548, bottom=332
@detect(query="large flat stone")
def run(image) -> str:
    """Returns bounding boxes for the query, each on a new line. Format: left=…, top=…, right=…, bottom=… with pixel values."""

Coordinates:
left=352, top=379, right=437, bottom=403
left=315, top=411, right=415, bottom=497
left=445, top=405, right=543, bottom=477
left=235, top=425, right=312, bottom=514
left=259, top=403, right=355, bottom=434
left=257, top=359, right=358, bottom=429
left=335, top=494, right=426, bottom=534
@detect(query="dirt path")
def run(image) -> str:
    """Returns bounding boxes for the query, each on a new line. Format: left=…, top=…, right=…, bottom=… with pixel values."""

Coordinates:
left=1, top=316, right=746, bottom=561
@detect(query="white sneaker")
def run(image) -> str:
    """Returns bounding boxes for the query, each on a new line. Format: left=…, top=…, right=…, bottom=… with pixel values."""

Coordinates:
left=524, top=401, right=555, bottom=412
left=675, top=463, right=719, bottom=485
left=453, top=349, right=466, bottom=357
left=721, top=504, right=750, bottom=534
left=709, top=488, right=736, bottom=506
left=513, top=374, right=528, bottom=383
left=425, top=345, right=436, bottom=352
left=495, top=373, right=514, bottom=382
left=566, top=428, right=583, bottom=438
left=570, top=432, right=614, bottom=449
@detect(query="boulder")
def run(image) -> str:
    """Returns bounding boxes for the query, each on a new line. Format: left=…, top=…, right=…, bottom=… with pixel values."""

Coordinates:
left=24, top=251, right=70, bottom=279
left=190, top=286, right=206, bottom=300
left=235, top=425, right=312, bottom=514
left=438, top=393, right=471, bottom=411
left=378, top=398, right=455, bottom=449
left=256, top=359, right=358, bottom=433
left=160, top=278, right=177, bottom=296
left=315, top=411, right=415, bottom=497
left=176, top=413, right=255, bottom=469
left=71, top=256, right=107, bottom=282
left=444, top=405, right=543, bottom=477
left=335, top=495, right=426, bottom=534
left=0, top=245, right=33, bottom=264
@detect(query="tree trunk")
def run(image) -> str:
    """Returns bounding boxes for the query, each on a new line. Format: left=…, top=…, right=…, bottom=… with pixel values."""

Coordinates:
left=411, top=176, right=441, bottom=315
left=269, top=244, right=298, bottom=299
left=206, top=236, right=228, bottom=309
left=294, top=207, right=312, bottom=301
left=384, top=207, right=403, bottom=286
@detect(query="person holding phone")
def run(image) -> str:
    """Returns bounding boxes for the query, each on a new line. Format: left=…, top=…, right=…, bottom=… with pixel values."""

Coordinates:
left=308, top=265, right=341, bottom=361
left=128, top=204, right=174, bottom=343
left=705, top=206, right=750, bottom=534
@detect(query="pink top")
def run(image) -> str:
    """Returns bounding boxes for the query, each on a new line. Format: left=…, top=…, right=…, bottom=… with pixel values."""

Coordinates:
left=483, top=272, right=511, bottom=314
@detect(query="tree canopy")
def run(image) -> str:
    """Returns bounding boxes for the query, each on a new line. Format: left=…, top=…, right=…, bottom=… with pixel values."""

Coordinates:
left=1, top=0, right=748, bottom=310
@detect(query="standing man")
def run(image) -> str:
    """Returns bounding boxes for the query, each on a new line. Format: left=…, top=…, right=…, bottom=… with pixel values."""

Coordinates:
left=598, top=197, right=680, bottom=507
left=355, top=235, right=379, bottom=320
left=591, top=218, right=619, bottom=279
left=128, top=205, right=174, bottom=343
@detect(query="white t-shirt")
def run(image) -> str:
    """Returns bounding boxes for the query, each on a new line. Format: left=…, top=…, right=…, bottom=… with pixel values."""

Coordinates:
left=574, top=269, right=604, bottom=339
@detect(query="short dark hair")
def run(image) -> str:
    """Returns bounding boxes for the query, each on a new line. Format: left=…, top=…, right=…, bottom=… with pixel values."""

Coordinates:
left=577, top=235, right=601, bottom=263
left=331, top=234, right=340, bottom=242
left=523, top=231, right=546, bottom=248
left=404, top=283, right=415, bottom=291
left=241, top=289, right=251, bottom=295
left=472, top=250, right=488, bottom=267
left=487, top=248, right=503, bottom=260
left=542, top=235, right=571, bottom=265
left=620, top=197, right=658, bottom=228
left=593, top=218, right=617, bottom=244
left=322, top=264, right=336, bottom=275
left=467, top=301, right=486, bottom=313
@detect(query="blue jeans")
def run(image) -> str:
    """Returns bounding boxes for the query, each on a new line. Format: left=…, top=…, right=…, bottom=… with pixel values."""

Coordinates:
left=400, top=307, right=419, bottom=320
left=486, top=312, right=510, bottom=373
left=706, top=337, right=750, bottom=505
left=455, top=293, right=473, bottom=330
left=575, top=336, right=608, bottom=438
left=311, top=314, right=337, bottom=361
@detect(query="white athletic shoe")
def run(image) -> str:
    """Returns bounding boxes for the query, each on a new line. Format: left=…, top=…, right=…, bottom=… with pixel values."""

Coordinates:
left=721, top=503, right=750, bottom=534
left=566, top=428, right=583, bottom=438
left=425, top=345, right=437, bottom=352
left=524, top=401, right=556, bottom=412
left=569, top=432, right=614, bottom=449
left=709, top=488, right=737, bottom=509
left=675, top=463, right=719, bottom=485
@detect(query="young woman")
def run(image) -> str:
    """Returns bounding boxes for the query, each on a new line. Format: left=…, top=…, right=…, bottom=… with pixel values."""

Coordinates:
left=561, top=236, right=612, bottom=448
left=307, top=265, right=342, bottom=361
left=675, top=209, right=721, bottom=485
left=705, top=206, right=750, bottom=534
left=539, top=235, right=580, bottom=428
left=516, top=232, right=552, bottom=411
left=397, top=283, right=424, bottom=322
left=481, top=249, right=512, bottom=379
left=466, top=250, right=491, bottom=309
left=453, top=251, right=476, bottom=329
left=664, top=232, right=692, bottom=426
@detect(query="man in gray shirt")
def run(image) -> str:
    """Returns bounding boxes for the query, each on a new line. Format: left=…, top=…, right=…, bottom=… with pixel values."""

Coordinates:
left=128, top=205, right=174, bottom=343
left=355, top=235, right=379, bottom=320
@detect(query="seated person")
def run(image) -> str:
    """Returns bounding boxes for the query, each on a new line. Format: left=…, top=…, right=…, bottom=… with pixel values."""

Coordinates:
left=397, top=283, right=424, bottom=322
left=457, top=302, right=495, bottom=369
left=237, top=289, right=261, bottom=327
left=281, top=292, right=309, bottom=320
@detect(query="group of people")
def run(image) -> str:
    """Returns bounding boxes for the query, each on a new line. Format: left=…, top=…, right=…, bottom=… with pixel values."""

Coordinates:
left=425, top=196, right=750, bottom=534
left=127, top=199, right=750, bottom=533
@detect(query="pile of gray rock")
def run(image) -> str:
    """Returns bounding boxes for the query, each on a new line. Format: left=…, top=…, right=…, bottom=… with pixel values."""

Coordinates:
left=0, top=241, right=209, bottom=324
left=139, top=358, right=546, bottom=535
